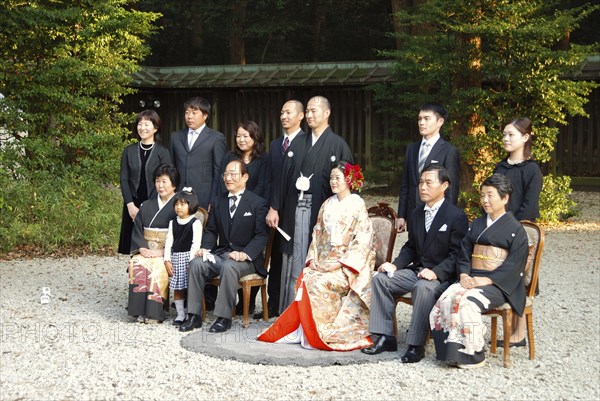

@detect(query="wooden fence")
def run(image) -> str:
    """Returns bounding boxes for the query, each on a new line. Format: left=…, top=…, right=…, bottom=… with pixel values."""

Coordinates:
left=556, top=87, right=600, bottom=177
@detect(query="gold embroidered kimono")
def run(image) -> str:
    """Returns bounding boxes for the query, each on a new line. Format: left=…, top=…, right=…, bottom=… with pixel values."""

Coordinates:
left=259, top=194, right=375, bottom=351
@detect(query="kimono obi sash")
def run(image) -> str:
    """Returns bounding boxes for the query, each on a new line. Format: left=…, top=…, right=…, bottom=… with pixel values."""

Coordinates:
left=144, top=228, right=168, bottom=250
left=471, top=244, right=508, bottom=271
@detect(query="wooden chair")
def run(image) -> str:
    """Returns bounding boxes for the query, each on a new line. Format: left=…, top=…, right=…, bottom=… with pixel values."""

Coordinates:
left=195, top=207, right=209, bottom=227
left=367, top=202, right=397, bottom=268
left=484, top=220, right=544, bottom=368
left=202, top=228, right=275, bottom=328
left=164, top=207, right=209, bottom=313
left=367, top=202, right=408, bottom=336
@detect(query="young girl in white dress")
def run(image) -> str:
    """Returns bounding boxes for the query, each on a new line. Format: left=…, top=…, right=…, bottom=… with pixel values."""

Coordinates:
left=164, top=188, right=203, bottom=325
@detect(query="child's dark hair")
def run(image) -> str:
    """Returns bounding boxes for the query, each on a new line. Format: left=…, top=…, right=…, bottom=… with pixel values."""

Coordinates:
left=173, top=188, right=199, bottom=215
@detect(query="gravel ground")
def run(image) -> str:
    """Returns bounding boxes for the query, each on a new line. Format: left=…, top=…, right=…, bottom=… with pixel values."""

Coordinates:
left=1, top=191, right=599, bottom=400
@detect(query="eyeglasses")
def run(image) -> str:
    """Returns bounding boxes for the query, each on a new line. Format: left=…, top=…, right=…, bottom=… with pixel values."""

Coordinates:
left=223, top=172, right=241, bottom=181
left=418, top=180, right=440, bottom=187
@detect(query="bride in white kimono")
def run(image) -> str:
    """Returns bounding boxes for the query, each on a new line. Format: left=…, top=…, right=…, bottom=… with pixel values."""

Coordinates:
left=259, top=162, right=375, bottom=351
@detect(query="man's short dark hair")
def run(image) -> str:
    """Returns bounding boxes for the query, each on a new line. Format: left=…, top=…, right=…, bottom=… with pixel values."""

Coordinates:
left=420, top=103, right=447, bottom=120
left=421, top=164, right=451, bottom=187
left=184, top=97, right=211, bottom=116
left=226, top=159, right=249, bottom=177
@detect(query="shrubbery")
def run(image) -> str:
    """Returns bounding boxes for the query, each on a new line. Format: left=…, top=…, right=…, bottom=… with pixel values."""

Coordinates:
left=0, top=1, right=159, bottom=256
left=0, top=173, right=122, bottom=254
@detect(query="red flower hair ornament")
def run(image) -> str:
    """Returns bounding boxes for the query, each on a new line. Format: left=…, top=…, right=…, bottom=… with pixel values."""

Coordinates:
left=343, top=163, right=365, bottom=192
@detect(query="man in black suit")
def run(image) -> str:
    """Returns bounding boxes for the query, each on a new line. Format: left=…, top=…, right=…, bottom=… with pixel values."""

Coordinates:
left=362, top=165, right=468, bottom=363
left=168, top=96, right=227, bottom=210
left=179, top=160, right=269, bottom=333
left=254, top=100, right=304, bottom=319
left=397, top=103, right=460, bottom=232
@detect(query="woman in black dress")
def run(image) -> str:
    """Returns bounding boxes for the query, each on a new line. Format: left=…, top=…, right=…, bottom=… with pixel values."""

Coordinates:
left=219, top=120, right=269, bottom=200
left=118, top=110, right=171, bottom=254
left=493, top=117, right=542, bottom=346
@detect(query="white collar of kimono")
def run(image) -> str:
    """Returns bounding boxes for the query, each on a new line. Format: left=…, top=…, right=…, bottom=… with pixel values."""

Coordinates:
left=157, top=193, right=175, bottom=210
left=311, top=126, right=329, bottom=146
left=486, top=211, right=506, bottom=227
left=148, top=193, right=175, bottom=227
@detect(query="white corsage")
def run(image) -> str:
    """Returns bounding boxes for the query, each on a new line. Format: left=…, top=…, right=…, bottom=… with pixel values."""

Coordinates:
left=295, top=172, right=313, bottom=200
left=287, top=151, right=294, bottom=158
left=330, top=155, right=336, bottom=162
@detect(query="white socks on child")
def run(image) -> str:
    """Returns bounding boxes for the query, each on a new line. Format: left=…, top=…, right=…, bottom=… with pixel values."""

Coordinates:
left=175, top=299, right=185, bottom=321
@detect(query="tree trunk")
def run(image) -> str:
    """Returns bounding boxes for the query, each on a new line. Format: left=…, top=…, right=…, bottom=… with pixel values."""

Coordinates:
left=310, top=0, right=324, bottom=62
left=390, top=0, right=426, bottom=48
left=180, top=1, right=190, bottom=64
left=229, top=0, right=247, bottom=65
left=452, top=33, right=487, bottom=189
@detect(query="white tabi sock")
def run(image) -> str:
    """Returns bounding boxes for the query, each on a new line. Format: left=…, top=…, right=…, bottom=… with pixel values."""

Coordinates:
left=174, top=299, right=185, bottom=321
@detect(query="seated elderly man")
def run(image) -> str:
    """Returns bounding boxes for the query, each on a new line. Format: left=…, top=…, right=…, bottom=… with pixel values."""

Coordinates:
left=179, top=159, right=269, bottom=333
left=362, top=165, right=468, bottom=363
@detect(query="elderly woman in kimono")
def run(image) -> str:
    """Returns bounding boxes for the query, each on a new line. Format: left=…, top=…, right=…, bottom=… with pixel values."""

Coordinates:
left=127, top=164, right=178, bottom=323
left=258, top=162, right=375, bottom=351
left=429, top=173, right=529, bottom=368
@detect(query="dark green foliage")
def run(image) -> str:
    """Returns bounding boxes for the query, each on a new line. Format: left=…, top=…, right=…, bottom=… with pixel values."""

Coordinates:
left=374, top=0, right=598, bottom=222
left=0, top=0, right=158, bottom=253
left=137, top=0, right=395, bottom=65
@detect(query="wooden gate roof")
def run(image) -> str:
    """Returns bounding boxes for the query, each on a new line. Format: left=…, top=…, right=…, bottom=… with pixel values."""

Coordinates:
left=132, top=56, right=598, bottom=89
left=132, top=61, right=396, bottom=88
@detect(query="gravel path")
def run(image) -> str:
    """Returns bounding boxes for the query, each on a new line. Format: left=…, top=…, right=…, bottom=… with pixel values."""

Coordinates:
left=1, top=192, right=599, bottom=400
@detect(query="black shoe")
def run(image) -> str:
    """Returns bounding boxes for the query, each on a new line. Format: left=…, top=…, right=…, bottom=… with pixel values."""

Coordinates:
left=361, top=334, right=398, bottom=355
left=209, top=317, right=232, bottom=333
left=253, top=305, right=279, bottom=320
left=172, top=319, right=184, bottom=326
left=401, top=345, right=425, bottom=363
left=235, top=302, right=255, bottom=316
left=495, top=338, right=526, bottom=348
left=179, top=314, right=202, bottom=332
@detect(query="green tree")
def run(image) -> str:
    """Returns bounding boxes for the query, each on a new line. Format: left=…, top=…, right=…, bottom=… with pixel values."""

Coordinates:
left=138, top=0, right=395, bottom=66
left=0, top=0, right=159, bottom=253
left=374, top=0, right=598, bottom=221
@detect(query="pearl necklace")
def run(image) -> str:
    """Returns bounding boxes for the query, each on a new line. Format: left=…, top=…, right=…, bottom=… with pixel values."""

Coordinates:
left=507, top=157, right=524, bottom=165
left=140, top=142, right=155, bottom=157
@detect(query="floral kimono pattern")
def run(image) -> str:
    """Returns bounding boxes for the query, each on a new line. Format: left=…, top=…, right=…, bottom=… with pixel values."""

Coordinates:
left=259, top=194, right=375, bottom=351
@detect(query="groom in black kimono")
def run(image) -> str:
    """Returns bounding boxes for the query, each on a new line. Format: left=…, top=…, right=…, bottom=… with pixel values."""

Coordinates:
left=266, top=95, right=353, bottom=314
